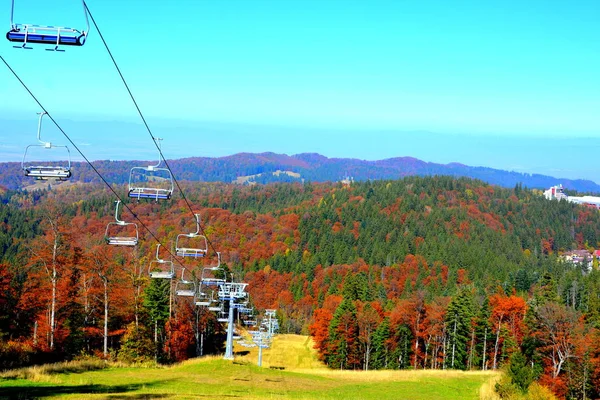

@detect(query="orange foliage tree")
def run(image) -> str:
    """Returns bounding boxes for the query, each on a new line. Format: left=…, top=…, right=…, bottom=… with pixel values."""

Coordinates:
left=489, top=292, right=526, bottom=369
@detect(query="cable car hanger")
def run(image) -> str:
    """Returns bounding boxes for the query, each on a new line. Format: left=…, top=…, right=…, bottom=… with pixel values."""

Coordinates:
left=200, top=252, right=226, bottom=286
left=105, top=200, right=139, bottom=246
left=176, top=214, right=208, bottom=258
left=22, top=111, right=72, bottom=180
left=175, top=268, right=196, bottom=297
left=148, top=243, right=175, bottom=279
left=128, top=137, right=174, bottom=201
left=7, top=0, right=90, bottom=51
left=195, top=283, right=215, bottom=307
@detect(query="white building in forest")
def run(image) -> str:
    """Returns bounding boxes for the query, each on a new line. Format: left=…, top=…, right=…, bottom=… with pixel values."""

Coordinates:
left=544, top=185, right=600, bottom=209
left=544, top=184, right=568, bottom=201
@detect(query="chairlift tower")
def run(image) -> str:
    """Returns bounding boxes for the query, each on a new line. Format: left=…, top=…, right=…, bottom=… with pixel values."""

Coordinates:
left=218, top=282, right=248, bottom=360
left=250, top=328, right=270, bottom=367
left=265, top=309, right=278, bottom=337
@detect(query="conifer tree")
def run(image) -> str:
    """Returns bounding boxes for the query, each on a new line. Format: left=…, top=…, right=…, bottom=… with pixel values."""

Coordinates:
left=143, top=279, right=171, bottom=360
left=507, top=350, right=534, bottom=393
left=370, top=317, right=392, bottom=369
left=445, top=287, right=475, bottom=370
left=390, top=323, right=413, bottom=369
left=474, top=297, right=492, bottom=370
left=327, top=298, right=360, bottom=369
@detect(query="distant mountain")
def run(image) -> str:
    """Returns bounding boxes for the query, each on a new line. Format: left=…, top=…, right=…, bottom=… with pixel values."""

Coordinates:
left=1, top=152, right=599, bottom=193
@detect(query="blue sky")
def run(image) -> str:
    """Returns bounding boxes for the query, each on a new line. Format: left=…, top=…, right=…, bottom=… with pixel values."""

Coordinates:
left=1, top=1, right=600, bottom=182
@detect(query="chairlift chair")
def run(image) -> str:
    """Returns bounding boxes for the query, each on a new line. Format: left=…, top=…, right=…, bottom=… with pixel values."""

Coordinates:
left=148, top=243, right=174, bottom=279
left=22, top=112, right=72, bottom=180
left=195, top=297, right=211, bottom=307
left=128, top=138, right=174, bottom=201
left=194, top=291, right=211, bottom=307
left=7, top=0, right=89, bottom=51
left=195, top=284, right=220, bottom=308
left=194, top=282, right=211, bottom=306
left=200, top=252, right=225, bottom=286
left=175, top=268, right=196, bottom=297
left=249, top=330, right=264, bottom=340
left=238, top=306, right=253, bottom=315
left=104, top=200, right=138, bottom=246
left=176, top=214, right=208, bottom=258
left=217, top=309, right=229, bottom=323
left=208, top=291, right=223, bottom=312
left=201, top=267, right=225, bottom=287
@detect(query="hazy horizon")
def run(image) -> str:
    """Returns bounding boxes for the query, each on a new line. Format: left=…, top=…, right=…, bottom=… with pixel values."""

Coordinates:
left=2, top=114, right=599, bottom=185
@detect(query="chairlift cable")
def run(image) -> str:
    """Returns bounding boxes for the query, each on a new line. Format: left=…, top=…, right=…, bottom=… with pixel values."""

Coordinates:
left=0, top=54, right=186, bottom=268
left=84, top=2, right=219, bottom=257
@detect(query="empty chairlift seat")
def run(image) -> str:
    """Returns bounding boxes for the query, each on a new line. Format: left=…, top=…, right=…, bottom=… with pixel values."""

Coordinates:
left=148, top=244, right=174, bottom=279
left=176, top=214, right=208, bottom=258
left=194, top=295, right=211, bottom=307
left=22, top=112, right=72, bottom=180
left=195, top=282, right=219, bottom=307
left=175, top=268, right=196, bottom=297
left=217, top=309, right=229, bottom=323
left=201, top=268, right=225, bottom=286
left=7, top=0, right=89, bottom=50
left=128, top=138, right=174, bottom=201
left=200, top=252, right=226, bottom=286
left=105, top=200, right=138, bottom=246
left=24, top=163, right=71, bottom=180
left=7, top=25, right=87, bottom=47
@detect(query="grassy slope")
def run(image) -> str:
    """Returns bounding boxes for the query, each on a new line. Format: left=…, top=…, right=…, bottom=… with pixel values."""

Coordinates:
left=0, top=335, right=498, bottom=400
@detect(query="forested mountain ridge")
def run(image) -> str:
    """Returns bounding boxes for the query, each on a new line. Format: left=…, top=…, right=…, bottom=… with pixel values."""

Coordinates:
left=2, top=176, right=600, bottom=397
left=1, top=152, right=599, bottom=192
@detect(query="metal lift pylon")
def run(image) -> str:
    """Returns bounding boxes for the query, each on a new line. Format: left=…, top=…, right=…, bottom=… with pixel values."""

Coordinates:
left=219, top=281, right=248, bottom=360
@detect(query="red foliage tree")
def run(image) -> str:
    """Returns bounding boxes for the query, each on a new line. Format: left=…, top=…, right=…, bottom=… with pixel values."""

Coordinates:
left=308, top=294, right=342, bottom=362
left=164, top=318, right=195, bottom=362
left=488, top=293, right=526, bottom=369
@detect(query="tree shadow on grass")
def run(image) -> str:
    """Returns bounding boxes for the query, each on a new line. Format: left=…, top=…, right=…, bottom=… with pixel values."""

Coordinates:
left=0, top=379, right=174, bottom=400
left=106, top=395, right=171, bottom=399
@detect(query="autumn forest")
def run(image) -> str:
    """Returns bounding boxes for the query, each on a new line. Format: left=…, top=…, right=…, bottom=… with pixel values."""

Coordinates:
left=1, top=176, right=600, bottom=398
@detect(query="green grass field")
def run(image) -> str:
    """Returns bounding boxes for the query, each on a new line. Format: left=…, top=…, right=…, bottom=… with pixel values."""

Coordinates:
left=0, top=335, right=499, bottom=400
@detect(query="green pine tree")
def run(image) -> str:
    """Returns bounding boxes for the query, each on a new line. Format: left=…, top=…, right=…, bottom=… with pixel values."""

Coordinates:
left=370, top=317, right=392, bottom=369
left=506, top=351, right=534, bottom=393
left=445, top=287, right=475, bottom=370
left=390, top=323, right=413, bottom=369
left=326, top=298, right=360, bottom=369
left=474, top=298, right=493, bottom=370
left=143, top=279, right=171, bottom=360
